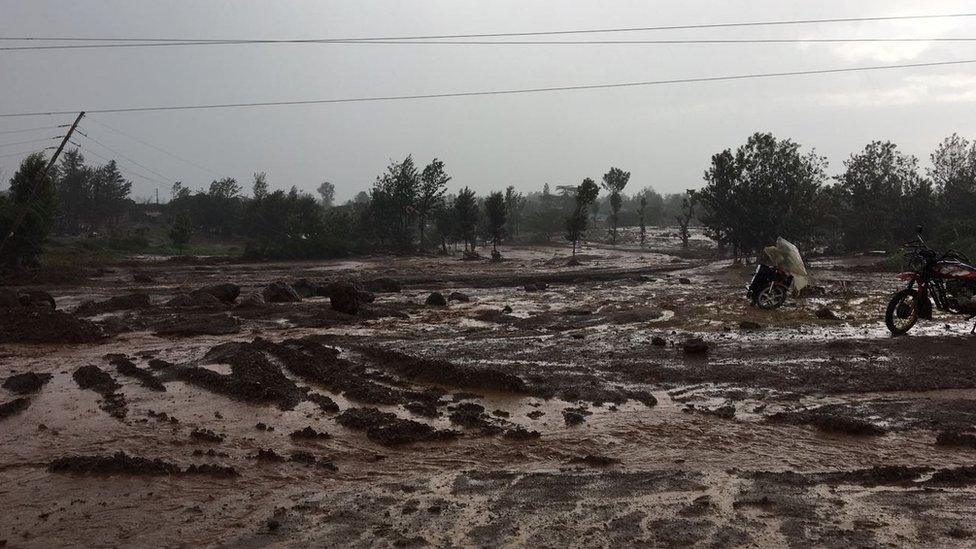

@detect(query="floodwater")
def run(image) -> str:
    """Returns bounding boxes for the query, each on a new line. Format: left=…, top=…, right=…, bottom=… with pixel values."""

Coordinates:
left=2, top=241, right=976, bottom=547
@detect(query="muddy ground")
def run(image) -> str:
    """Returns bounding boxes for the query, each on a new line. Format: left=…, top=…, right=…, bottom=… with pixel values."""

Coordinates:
left=2, top=237, right=976, bottom=548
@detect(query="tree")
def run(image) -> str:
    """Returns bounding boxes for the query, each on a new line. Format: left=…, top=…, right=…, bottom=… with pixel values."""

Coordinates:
left=675, top=190, right=698, bottom=249
left=638, top=196, right=647, bottom=248
left=836, top=141, right=922, bottom=251
left=253, top=172, right=269, bottom=200
left=485, top=191, right=506, bottom=257
left=171, top=181, right=190, bottom=201
left=601, top=167, right=631, bottom=244
left=317, top=181, right=335, bottom=208
left=368, top=156, right=420, bottom=251
left=88, top=160, right=132, bottom=230
left=54, top=149, right=92, bottom=234
left=697, top=133, right=827, bottom=261
left=417, top=159, right=450, bottom=250
left=454, top=187, right=479, bottom=252
left=432, top=201, right=458, bottom=253
left=504, top=185, right=525, bottom=240
left=929, top=134, right=976, bottom=239
left=0, top=153, right=56, bottom=269
left=169, top=210, right=193, bottom=252
left=566, top=178, right=600, bottom=256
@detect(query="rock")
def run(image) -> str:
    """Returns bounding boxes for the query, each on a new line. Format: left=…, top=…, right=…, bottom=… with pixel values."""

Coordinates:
left=0, top=397, right=30, bottom=420
left=502, top=305, right=513, bottom=314
left=3, top=372, right=53, bottom=395
left=425, top=292, right=448, bottom=307
left=682, top=337, right=710, bottom=354
left=448, top=291, right=470, bottom=303
left=462, top=251, right=482, bottom=261
left=165, top=292, right=223, bottom=309
left=678, top=277, right=692, bottom=285
left=566, top=257, right=582, bottom=267
left=0, top=310, right=105, bottom=344
left=190, top=283, right=240, bottom=304
left=329, top=282, right=364, bottom=315
left=651, top=336, right=667, bottom=347
left=236, top=292, right=266, bottom=309
left=815, top=307, right=840, bottom=320
left=936, top=431, right=976, bottom=449
left=262, top=282, right=302, bottom=303
left=364, top=278, right=401, bottom=293
left=75, top=293, right=151, bottom=316
left=563, top=411, right=586, bottom=426
left=291, top=279, right=330, bottom=298
left=738, top=320, right=764, bottom=330
left=154, top=313, right=241, bottom=337
left=133, top=272, right=154, bottom=284
left=19, top=290, right=56, bottom=309
left=523, top=282, right=549, bottom=292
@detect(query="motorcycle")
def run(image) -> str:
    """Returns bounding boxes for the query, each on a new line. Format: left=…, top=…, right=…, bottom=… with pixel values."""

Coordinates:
left=747, top=263, right=794, bottom=309
left=885, top=228, right=976, bottom=336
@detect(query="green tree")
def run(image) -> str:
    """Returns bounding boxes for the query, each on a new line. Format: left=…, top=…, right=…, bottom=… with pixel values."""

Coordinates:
left=454, top=187, right=479, bottom=252
left=417, top=159, right=450, bottom=250
left=675, top=190, right=698, bottom=249
left=698, top=133, right=827, bottom=261
left=317, top=180, right=334, bottom=207
left=638, top=196, right=647, bottom=248
left=169, top=210, right=193, bottom=252
left=54, top=149, right=92, bottom=234
left=0, top=153, right=56, bottom=269
left=368, top=155, right=420, bottom=251
left=88, top=160, right=132, bottom=230
left=601, top=167, right=630, bottom=244
left=928, top=134, right=976, bottom=241
left=566, top=178, right=600, bottom=256
left=504, top=185, right=525, bottom=240
left=485, top=191, right=506, bottom=256
left=252, top=172, right=269, bottom=199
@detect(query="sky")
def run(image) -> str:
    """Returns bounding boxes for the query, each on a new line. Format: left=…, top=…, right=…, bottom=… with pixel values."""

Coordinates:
left=1, top=0, right=975, bottom=202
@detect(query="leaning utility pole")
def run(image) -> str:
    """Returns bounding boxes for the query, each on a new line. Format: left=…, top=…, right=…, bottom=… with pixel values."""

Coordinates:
left=0, top=111, right=85, bottom=259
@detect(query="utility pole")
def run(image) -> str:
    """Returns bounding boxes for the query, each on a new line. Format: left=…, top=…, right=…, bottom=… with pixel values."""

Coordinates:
left=0, top=111, right=85, bottom=259
left=155, top=188, right=159, bottom=205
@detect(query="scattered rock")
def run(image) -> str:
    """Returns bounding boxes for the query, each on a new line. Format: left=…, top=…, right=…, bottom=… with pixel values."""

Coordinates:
left=526, top=410, right=545, bottom=419
left=190, top=428, right=225, bottom=443
left=523, top=282, right=549, bottom=292
left=0, top=397, right=30, bottom=421
left=815, top=307, right=840, bottom=320
left=563, top=410, right=586, bottom=426
left=236, top=292, right=266, bottom=308
left=75, top=293, right=151, bottom=316
left=330, top=282, right=366, bottom=315
left=263, top=282, right=302, bottom=303
left=448, top=291, right=470, bottom=303
left=678, top=277, right=692, bottom=285
left=154, top=313, right=241, bottom=337
left=503, top=426, right=541, bottom=440
left=291, top=279, right=330, bottom=298
left=2, top=372, right=52, bottom=395
left=502, top=305, right=513, bottom=314
left=289, top=426, right=331, bottom=440
left=738, top=320, right=764, bottom=330
left=190, top=283, right=240, bottom=304
left=425, top=292, right=448, bottom=307
left=651, top=336, right=667, bottom=347
left=682, top=337, right=710, bottom=354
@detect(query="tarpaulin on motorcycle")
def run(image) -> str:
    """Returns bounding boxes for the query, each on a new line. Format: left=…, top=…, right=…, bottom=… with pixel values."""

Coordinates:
left=761, top=237, right=810, bottom=291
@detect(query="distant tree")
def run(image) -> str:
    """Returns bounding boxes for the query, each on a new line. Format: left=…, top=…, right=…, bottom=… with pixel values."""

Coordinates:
left=566, top=178, right=600, bottom=256
left=601, top=167, right=631, bottom=244
left=0, top=153, right=56, bottom=269
left=368, top=155, right=420, bottom=251
left=638, top=196, right=647, bottom=248
left=416, top=159, right=450, bottom=250
left=169, top=210, right=193, bottom=252
left=88, top=160, right=132, bottom=230
left=929, top=134, right=976, bottom=239
left=252, top=172, right=269, bottom=200
left=485, top=191, right=506, bottom=257
left=317, top=180, right=335, bottom=208
left=675, top=190, right=698, bottom=249
left=529, top=183, right=562, bottom=241
left=836, top=141, right=921, bottom=251
left=698, top=133, right=826, bottom=261
left=454, top=187, right=479, bottom=252
left=209, top=177, right=241, bottom=200
left=54, top=149, right=92, bottom=234
left=432, top=201, right=458, bottom=253
left=205, top=177, right=243, bottom=236
left=504, top=185, right=525, bottom=240
left=171, top=181, right=190, bottom=201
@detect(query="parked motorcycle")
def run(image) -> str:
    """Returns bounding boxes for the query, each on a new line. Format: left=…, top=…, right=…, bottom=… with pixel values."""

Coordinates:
left=885, top=228, right=976, bottom=335
left=747, top=263, right=793, bottom=309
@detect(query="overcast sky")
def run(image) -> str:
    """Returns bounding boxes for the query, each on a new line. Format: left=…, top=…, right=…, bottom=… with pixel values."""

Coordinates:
left=2, top=0, right=975, bottom=202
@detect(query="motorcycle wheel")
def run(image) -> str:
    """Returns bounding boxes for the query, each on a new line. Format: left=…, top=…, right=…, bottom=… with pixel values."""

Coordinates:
left=885, top=288, right=919, bottom=336
left=755, top=284, right=788, bottom=310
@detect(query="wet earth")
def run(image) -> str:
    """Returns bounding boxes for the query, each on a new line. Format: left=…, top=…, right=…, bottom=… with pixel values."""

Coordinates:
left=2, top=239, right=976, bottom=548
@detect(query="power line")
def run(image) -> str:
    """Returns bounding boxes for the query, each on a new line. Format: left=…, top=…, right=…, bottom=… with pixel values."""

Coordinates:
left=0, top=124, right=61, bottom=135
left=0, top=136, right=61, bottom=148
left=69, top=140, right=172, bottom=187
left=75, top=129, right=176, bottom=183
left=86, top=117, right=223, bottom=178
left=0, top=146, right=55, bottom=159
left=7, top=36, right=976, bottom=51
left=2, top=11, right=975, bottom=43
left=1, top=57, right=974, bottom=119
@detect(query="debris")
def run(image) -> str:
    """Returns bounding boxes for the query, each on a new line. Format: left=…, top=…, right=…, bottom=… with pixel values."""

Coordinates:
left=815, top=307, right=840, bottom=320
left=190, top=428, right=225, bottom=443
left=651, top=336, right=667, bottom=347
left=678, top=277, right=692, bottom=285
left=738, top=320, right=764, bottom=330
left=523, top=282, right=549, bottom=292
left=936, top=431, right=976, bottom=449
left=289, top=426, right=331, bottom=440
left=0, top=310, right=104, bottom=344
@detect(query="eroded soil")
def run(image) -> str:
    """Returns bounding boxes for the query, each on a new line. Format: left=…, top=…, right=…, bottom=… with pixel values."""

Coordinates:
left=2, top=240, right=976, bottom=547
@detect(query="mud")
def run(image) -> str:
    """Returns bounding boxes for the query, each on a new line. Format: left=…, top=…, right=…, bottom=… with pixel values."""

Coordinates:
left=0, top=397, right=30, bottom=420
left=4, top=241, right=976, bottom=547
left=0, top=309, right=104, bottom=343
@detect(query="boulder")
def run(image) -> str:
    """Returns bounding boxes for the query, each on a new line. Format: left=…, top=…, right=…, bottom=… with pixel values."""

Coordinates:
left=165, top=292, right=223, bottom=309
left=154, top=313, right=241, bottom=337
left=523, top=282, right=549, bottom=292
left=501, top=305, right=513, bottom=314
left=650, top=336, right=667, bottom=347
left=75, top=293, right=151, bottom=316
left=815, top=307, right=840, bottom=320
left=236, top=292, right=266, bottom=309
left=425, top=292, right=448, bottom=307
left=678, top=277, right=692, bottom=285
left=330, top=282, right=364, bottom=315
left=364, top=278, right=401, bottom=293
left=263, top=282, right=302, bottom=303
left=291, top=279, right=330, bottom=298
left=190, top=283, right=240, bottom=304
left=682, top=337, right=710, bottom=354
left=448, top=291, right=471, bottom=303
left=738, top=320, right=764, bottom=330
